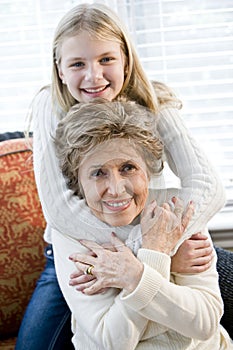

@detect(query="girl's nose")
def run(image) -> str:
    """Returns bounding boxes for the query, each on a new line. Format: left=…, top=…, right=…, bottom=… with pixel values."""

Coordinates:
left=84, top=63, right=102, bottom=82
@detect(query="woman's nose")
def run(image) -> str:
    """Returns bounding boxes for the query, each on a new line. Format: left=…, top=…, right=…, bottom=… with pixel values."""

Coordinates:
left=84, top=63, right=102, bottom=82
left=107, top=173, right=126, bottom=196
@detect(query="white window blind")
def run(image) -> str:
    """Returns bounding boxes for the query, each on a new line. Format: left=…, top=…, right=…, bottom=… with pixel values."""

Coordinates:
left=0, top=0, right=233, bottom=205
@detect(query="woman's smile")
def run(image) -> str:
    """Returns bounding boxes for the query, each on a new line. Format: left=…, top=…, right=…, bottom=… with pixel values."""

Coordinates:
left=79, top=139, right=149, bottom=226
left=102, top=198, right=132, bottom=211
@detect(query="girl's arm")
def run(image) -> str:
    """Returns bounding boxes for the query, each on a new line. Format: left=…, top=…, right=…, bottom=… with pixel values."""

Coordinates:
left=157, top=107, right=226, bottom=237
left=32, top=87, right=111, bottom=237
left=171, top=233, right=214, bottom=273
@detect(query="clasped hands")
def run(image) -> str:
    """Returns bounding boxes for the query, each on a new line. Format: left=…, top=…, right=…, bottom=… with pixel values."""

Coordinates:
left=69, top=197, right=197, bottom=295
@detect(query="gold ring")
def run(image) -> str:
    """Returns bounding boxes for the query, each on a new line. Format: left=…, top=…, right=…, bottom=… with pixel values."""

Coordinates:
left=85, top=265, right=94, bottom=276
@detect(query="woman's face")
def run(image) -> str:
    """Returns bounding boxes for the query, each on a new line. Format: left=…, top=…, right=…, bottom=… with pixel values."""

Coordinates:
left=79, top=139, right=149, bottom=227
left=58, top=31, right=125, bottom=102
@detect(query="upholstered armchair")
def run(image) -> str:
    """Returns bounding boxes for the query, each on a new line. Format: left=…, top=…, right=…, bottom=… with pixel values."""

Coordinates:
left=0, top=138, right=46, bottom=349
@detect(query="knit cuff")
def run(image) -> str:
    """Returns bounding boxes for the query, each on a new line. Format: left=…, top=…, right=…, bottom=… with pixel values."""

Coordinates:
left=120, top=264, right=162, bottom=311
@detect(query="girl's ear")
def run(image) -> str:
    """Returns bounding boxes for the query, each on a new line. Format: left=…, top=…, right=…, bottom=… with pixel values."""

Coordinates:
left=124, top=65, right=129, bottom=76
left=57, top=65, right=66, bottom=84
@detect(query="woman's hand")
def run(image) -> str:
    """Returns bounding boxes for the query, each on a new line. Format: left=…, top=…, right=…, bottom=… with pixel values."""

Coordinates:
left=69, top=233, right=143, bottom=295
left=141, top=197, right=194, bottom=255
left=171, top=233, right=214, bottom=273
left=69, top=242, right=116, bottom=294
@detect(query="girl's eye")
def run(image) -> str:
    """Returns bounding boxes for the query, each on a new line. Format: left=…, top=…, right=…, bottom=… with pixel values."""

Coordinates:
left=71, top=61, right=84, bottom=68
left=100, top=57, right=113, bottom=63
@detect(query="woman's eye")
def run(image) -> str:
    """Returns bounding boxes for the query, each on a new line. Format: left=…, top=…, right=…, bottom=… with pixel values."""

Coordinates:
left=121, top=163, right=137, bottom=173
left=91, top=169, right=105, bottom=178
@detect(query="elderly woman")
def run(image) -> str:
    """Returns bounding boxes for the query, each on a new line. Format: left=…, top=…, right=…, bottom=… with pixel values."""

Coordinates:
left=53, top=99, right=232, bottom=350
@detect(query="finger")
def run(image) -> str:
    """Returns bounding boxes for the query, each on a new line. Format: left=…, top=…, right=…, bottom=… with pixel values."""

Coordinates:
left=152, top=207, right=167, bottom=231
left=162, top=202, right=171, bottom=211
left=74, top=278, right=97, bottom=292
left=141, top=200, right=158, bottom=219
left=69, top=253, right=97, bottom=266
left=110, top=232, right=130, bottom=252
left=69, top=273, right=94, bottom=286
left=173, top=197, right=184, bottom=220
left=194, top=246, right=213, bottom=258
left=70, top=270, right=83, bottom=279
left=70, top=260, right=96, bottom=276
left=78, top=239, right=103, bottom=253
left=188, top=260, right=212, bottom=273
left=82, top=280, right=106, bottom=295
left=190, top=232, right=208, bottom=241
left=191, top=253, right=214, bottom=266
left=181, top=201, right=195, bottom=230
left=151, top=205, right=164, bottom=221
left=101, top=242, right=117, bottom=251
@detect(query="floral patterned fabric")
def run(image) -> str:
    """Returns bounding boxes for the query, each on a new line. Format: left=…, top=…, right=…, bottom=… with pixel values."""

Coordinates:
left=0, top=138, right=46, bottom=347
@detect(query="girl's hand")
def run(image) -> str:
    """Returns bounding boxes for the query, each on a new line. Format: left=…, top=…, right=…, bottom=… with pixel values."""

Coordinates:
left=69, top=233, right=143, bottom=295
left=141, top=197, right=194, bottom=255
left=171, top=233, right=214, bottom=273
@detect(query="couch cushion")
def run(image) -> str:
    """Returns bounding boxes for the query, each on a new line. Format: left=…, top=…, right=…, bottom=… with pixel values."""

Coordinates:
left=0, top=138, right=46, bottom=337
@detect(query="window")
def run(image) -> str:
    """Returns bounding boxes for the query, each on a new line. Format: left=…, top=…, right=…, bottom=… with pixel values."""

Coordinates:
left=1, top=0, right=232, bottom=232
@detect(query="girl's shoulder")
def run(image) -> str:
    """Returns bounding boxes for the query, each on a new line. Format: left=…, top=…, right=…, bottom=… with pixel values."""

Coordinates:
left=33, top=84, right=52, bottom=103
left=151, top=80, right=182, bottom=111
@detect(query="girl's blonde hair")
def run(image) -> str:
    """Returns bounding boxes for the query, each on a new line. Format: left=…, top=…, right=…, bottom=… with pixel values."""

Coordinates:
left=54, top=99, right=164, bottom=197
left=52, top=3, right=181, bottom=114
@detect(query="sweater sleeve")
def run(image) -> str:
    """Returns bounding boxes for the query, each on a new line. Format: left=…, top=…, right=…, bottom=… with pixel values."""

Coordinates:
left=32, top=88, right=116, bottom=238
left=121, top=245, right=223, bottom=341
left=32, top=89, right=143, bottom=249
left=52, top=229, right=148, bottom=350
left=157, top=107, right=226, bottom=236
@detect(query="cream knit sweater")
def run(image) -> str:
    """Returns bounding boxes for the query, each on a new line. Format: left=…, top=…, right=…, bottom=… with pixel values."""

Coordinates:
left=32, top=87, right=232, bottom=349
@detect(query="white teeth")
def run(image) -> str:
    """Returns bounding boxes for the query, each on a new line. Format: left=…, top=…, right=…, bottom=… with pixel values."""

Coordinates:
left=84, top=86, right=106, bottom=93
left=105, top=200, right=130, bottom=208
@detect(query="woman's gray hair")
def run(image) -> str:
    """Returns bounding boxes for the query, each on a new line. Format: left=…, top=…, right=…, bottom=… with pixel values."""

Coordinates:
left=54, top=98, right=164, bottom=197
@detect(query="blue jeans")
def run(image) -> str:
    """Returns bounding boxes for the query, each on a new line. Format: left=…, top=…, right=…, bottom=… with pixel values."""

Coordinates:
left=15, top=245, right=74, bottom=350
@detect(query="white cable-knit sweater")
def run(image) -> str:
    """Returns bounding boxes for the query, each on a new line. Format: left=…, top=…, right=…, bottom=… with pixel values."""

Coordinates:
left=32, top=87, right=232, bottom=349
left=33, top=87, right=226, bottom=247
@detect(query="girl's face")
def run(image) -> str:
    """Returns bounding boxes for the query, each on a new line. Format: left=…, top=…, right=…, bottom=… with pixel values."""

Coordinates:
left=79, top=139, right=149, bottom=227
left=58, top=31, right=126, bottom=102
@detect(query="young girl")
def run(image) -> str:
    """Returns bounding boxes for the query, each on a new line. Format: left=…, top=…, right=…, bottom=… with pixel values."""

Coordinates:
left=15, top=3, right=225, bottom=350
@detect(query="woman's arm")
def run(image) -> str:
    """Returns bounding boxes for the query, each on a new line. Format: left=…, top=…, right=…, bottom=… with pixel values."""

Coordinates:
left=52, top=230, right=148, bottom=350
left=121, top=247, right=223, bottom=341
left=157, top=107, right=226, bottom=237
left=53, top=229, right=223, bottom=347
left=65, top=201, right=223, bottom=343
